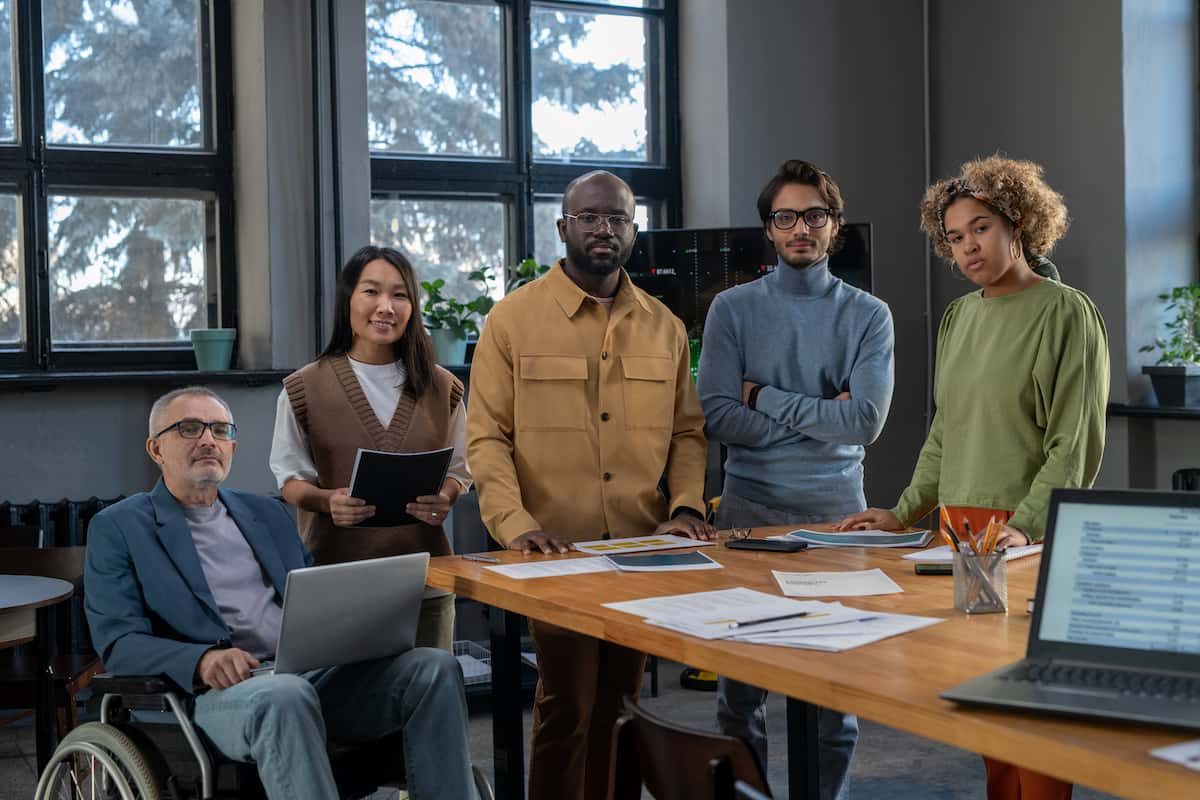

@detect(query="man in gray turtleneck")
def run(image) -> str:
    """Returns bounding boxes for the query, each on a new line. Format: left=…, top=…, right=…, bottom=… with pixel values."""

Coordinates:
left=697, top=160, right=895, bottom=800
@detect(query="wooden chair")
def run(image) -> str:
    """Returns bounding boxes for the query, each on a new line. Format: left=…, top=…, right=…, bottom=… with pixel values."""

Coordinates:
left=0, top=546, right=103, bottom=737
left=607, top=697, right=771, bottom=800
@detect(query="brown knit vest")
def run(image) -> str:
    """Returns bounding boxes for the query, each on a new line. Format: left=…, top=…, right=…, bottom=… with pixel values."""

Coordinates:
left=283, top=354, right=464, bottom=565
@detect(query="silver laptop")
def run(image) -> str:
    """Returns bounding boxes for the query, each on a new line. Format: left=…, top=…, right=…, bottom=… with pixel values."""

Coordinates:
left=942, top=488, right=1200, bottom=730
left=254, top=552, right=429, bottom=675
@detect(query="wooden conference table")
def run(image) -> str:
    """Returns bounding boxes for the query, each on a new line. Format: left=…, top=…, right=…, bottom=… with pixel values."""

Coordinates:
left=428, top=528, right=1200, bottom=800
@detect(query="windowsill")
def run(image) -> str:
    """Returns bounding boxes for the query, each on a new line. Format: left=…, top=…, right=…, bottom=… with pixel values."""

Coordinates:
left=1107, top=402, right=1200, bottom=420
left=0, top=369, right=292, bottom=392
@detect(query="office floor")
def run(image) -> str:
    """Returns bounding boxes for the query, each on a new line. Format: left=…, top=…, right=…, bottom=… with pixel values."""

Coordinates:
left=0, top=660, right=1126, bottom=799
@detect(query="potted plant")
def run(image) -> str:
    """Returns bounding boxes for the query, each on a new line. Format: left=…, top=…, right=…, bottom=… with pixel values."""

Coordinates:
left=421, top=269, right=495, bottom=365
left=1139, top=283, right=1200, bottom=407
left=506, top=257, right=551, bottom=293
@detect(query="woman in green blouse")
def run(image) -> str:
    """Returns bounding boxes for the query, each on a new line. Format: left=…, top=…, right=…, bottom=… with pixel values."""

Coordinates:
left=838, top=154, right=1109, bottom=800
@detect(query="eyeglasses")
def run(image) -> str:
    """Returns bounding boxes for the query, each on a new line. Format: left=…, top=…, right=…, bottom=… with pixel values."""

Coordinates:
left=153, top=420, right=238, bottom=441
left=768, top=207, right=833, bottom=230
left=563, top=212, right=634, bottom=234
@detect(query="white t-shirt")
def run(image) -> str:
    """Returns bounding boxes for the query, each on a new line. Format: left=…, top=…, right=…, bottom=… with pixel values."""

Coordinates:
left=269, top=358, right=471, bottom=492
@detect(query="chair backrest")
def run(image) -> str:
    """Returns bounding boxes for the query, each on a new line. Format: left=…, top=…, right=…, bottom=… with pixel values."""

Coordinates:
left=0, top=546, right=85, bottom=586
left=607, top=698, right=771, bottom=800
left=1174, top=468, right=1200, bottom=492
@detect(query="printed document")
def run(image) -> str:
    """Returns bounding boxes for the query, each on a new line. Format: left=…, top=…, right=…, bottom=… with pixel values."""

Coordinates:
left=574, top=534, right=716, bottom=556
left=772, top=568, right=903, bottom=597
left=485, top=556, right=616, bottom=580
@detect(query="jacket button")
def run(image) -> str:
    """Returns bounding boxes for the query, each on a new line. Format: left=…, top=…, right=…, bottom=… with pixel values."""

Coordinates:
left=603, top=472, right=612, bottom=481
left=601, top=412, right=610, bottom=421
left=601, top=351, right=608, bottom=360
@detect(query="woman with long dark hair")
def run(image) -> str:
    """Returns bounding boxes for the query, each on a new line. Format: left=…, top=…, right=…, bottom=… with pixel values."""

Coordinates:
left=270, top=245, right=470, bottom=651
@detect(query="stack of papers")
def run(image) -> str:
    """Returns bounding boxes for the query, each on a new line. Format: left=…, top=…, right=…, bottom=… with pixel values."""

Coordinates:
left=574, top=534, right=716, bottom=555
left=777, top=529, right=932, bottom=548
left=902, top=543, right=1043, bottom=563
left=604, top=587, right=941, bottom=652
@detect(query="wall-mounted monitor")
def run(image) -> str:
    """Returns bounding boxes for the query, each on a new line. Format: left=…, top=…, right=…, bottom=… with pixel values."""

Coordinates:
left=625, top=223, right=872, bottom=338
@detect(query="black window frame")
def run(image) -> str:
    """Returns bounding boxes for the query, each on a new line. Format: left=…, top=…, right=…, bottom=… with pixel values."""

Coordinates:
left=0, top=0, right=236, bottom=373
left=367, top=0, right=681, bottom=282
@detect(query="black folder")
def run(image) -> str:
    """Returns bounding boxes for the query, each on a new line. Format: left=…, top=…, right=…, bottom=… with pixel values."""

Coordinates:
left=347, top=446, right=454, bottom=527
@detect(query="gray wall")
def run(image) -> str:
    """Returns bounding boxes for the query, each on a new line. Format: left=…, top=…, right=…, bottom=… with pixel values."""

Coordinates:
left=680, top=0, right=1199, bottom=502
left=683, top=0, right=934, bottom=508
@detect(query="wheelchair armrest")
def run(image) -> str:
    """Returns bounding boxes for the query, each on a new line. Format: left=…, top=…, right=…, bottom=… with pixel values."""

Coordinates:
left=92, top=673, right=183, bottom=696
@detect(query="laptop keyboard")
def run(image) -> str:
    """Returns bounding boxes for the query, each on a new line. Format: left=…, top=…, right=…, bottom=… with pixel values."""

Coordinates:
left=1005, top=662, right=1200, bottom=702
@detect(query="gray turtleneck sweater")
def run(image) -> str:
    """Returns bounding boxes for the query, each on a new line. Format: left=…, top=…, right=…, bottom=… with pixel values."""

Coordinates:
left=697, top=256, right=895, bottom=517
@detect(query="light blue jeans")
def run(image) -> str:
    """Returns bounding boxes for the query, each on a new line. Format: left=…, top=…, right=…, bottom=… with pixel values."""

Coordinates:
left=715, top=492, right=859, bottom=800
left=192, top=647, right=477, bottom=800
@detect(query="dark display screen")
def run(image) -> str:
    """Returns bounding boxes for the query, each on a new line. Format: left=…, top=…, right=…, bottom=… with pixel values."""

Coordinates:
left=625, top=223, right=872, bottom=337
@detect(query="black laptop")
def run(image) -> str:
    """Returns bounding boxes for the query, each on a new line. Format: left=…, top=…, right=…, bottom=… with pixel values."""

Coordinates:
left=942, top=488, right=1200, bottom=730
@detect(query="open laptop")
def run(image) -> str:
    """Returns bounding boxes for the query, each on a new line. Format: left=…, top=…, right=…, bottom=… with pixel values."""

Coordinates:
left=253, top=552, right=429, bottom=675
left=942, top=488, right=1200, bottom=730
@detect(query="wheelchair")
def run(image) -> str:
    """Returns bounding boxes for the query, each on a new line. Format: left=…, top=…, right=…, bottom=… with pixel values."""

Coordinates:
left=34, top=673, right=493, bottom=799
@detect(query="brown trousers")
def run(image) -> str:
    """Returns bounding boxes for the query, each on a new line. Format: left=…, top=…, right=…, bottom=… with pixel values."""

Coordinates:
left=527, top=620, right=646, bottom=800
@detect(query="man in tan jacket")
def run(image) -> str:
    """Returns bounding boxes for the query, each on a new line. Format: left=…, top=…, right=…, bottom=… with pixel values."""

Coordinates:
left=468, top=170, right=712, bottom=800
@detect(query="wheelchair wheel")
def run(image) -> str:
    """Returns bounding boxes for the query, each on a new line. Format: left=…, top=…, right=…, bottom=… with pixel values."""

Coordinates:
left=34, top=721, right=163, bottom=800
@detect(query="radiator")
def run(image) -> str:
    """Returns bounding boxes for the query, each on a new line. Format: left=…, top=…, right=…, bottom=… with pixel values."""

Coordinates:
left=0, top=496, right=124, bottom=653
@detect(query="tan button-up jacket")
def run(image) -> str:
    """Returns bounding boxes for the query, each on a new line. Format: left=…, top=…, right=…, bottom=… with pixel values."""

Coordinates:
left=467, top=262, right=708, bottom=545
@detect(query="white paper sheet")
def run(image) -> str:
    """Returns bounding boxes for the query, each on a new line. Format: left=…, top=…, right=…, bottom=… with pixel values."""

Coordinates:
left=605, top=588, right=875, bottom=640
left=573, top=533, right=716, bottom=555
left=485, top=556, right=616, bottom=579
left=772, top=568, right=903, bottom=597
left=1151, top=739, right=1200, bottom=772
left=732, top=613, right=943, bottom=652
left=902, top=543, right=1043, bottom=563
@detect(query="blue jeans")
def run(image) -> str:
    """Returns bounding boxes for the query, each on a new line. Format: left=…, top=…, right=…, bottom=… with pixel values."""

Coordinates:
left=715, top=492, right=859, bottom=800
left=192, top=647, right=477, bottom=800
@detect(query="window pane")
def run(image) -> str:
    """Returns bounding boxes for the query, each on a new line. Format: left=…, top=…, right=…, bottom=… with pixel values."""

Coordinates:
left=42, top=0, right=203, bottom=147
left=367, top=0, right=504, bottom=156
left=542, top=0, right=661, bottom=7
left=49, top=195, right=210, bottom=344
left=531, top=9, right=655, bottom=162
left=533, top=197, right=652, bottom=266
left=0, top=1, right=15, bottom=142
left=0, top=193, right=22, bottom=344
left=370, top=198, right=506, bottom=306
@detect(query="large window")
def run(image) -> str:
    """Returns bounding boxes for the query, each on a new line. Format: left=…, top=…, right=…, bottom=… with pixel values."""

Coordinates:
left=0, top=0, right=233, bottom=372
left=366, top=0, right=678, bottom=299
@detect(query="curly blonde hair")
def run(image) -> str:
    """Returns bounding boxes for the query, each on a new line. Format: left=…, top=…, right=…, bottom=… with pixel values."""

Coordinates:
left=919, top=155, right=1069, bottom=261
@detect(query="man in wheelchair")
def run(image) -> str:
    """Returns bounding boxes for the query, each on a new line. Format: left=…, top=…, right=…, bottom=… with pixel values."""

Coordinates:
left=81, top=386, right=483, bottom=799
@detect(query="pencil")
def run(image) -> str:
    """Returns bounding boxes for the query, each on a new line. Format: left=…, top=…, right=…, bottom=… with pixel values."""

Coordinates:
left=939, top=507, right=964, bottom=552
left=962, top=517, right=980, bottom=554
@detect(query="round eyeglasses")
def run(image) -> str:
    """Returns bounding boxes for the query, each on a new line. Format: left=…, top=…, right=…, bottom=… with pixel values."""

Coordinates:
left=563, top=212, right=633, bottom=234
left=768, top=207, right=833, bottom=230
left=154, top=420, right=238, bottom=441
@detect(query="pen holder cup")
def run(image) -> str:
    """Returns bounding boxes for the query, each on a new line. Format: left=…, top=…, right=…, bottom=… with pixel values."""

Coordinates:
left=952, top=552, right=1008, bottom=614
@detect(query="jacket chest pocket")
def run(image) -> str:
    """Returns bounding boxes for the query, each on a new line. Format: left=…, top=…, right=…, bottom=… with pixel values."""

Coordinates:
left=621, top=354, right=675, bottom=429
left=518, top=354, right=589, bottom=431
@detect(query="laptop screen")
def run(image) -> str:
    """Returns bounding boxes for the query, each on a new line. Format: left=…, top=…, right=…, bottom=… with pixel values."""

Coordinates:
left=1033, top=493, right=1200, bottom=667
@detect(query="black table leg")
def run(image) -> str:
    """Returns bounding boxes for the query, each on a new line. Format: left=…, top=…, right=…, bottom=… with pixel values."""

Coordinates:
left=34, top=607, right=56, bottom=774
left=489, top=608, right=525, bottom=800
left=787, top=697, right=820, bottom=800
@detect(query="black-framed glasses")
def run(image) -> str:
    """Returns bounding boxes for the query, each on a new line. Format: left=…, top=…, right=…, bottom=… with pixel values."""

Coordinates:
left=768, top=207, right=832, bottom=230
left=563, top=212, right=634, bottom=234
left=153, top=419, right=238, bottom=441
